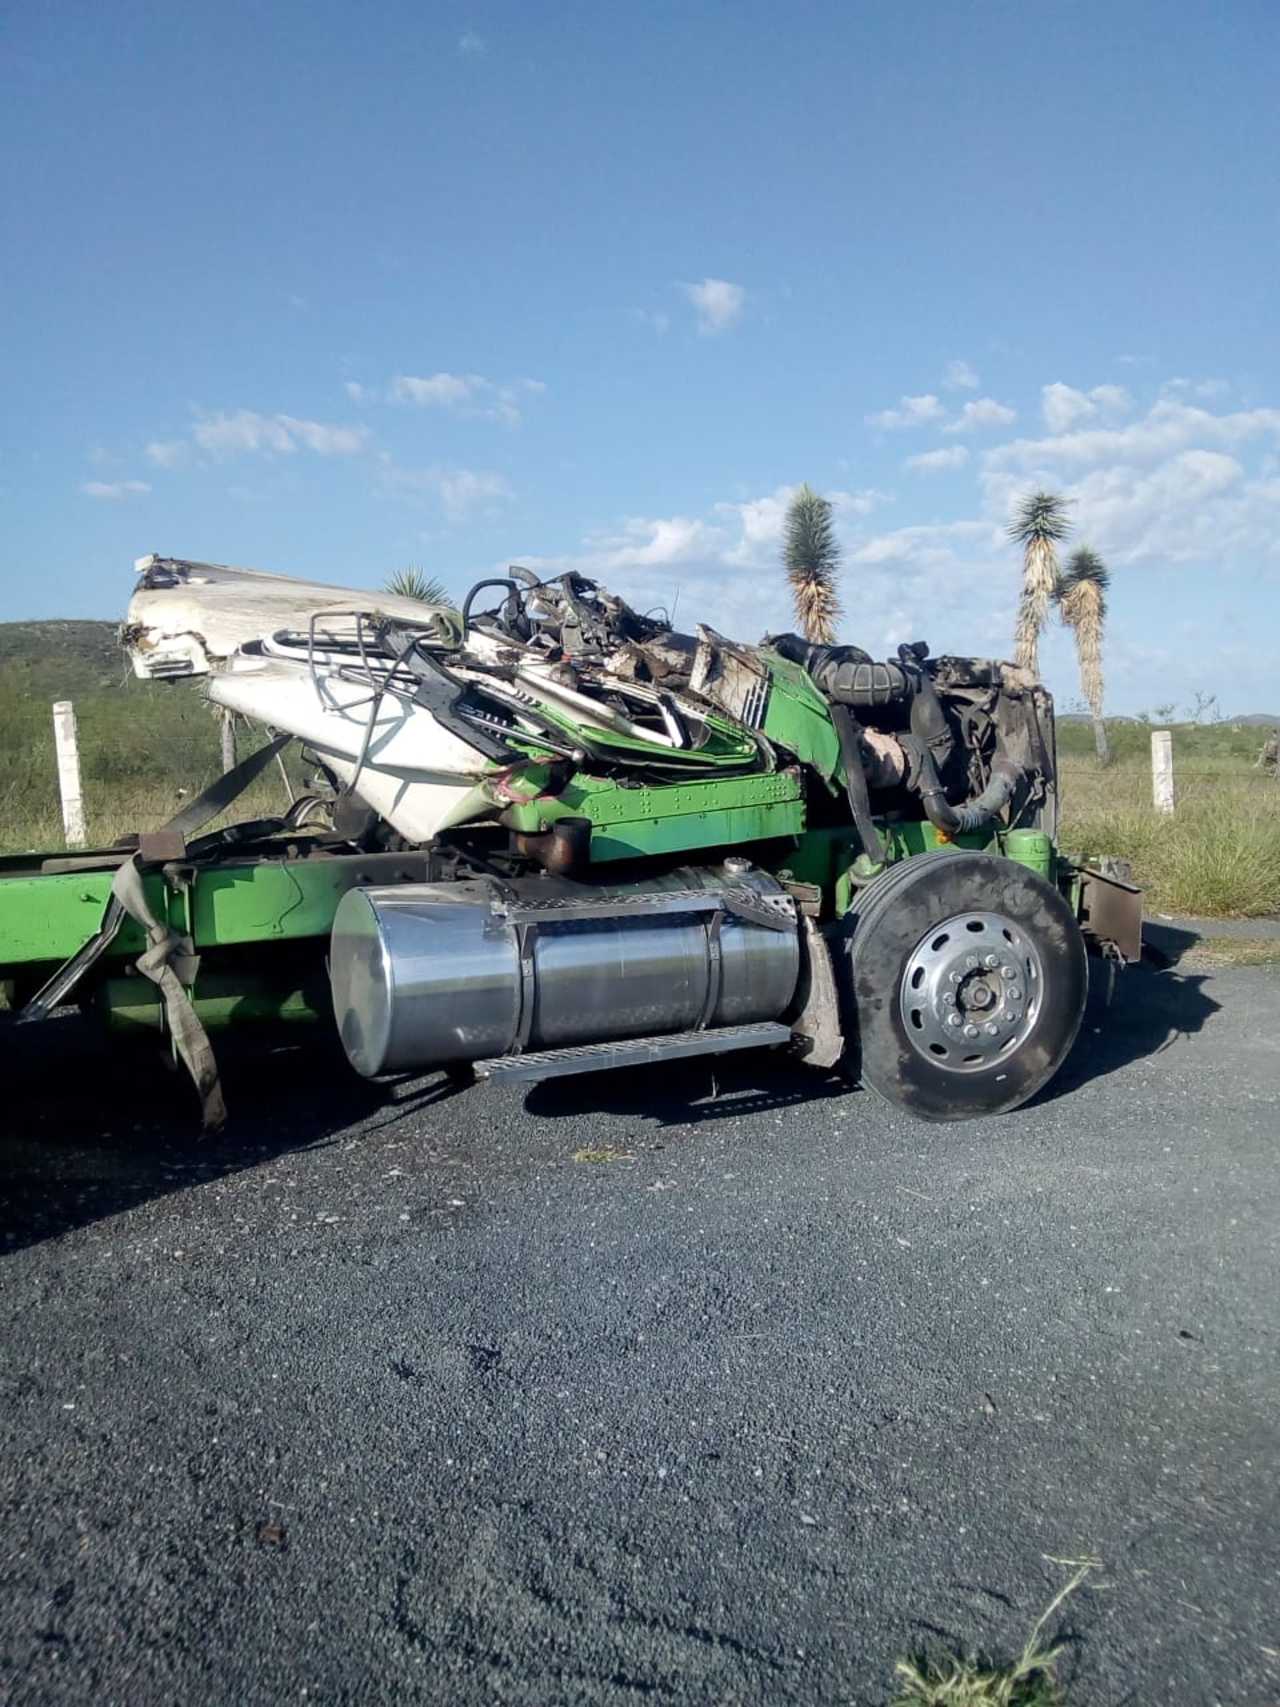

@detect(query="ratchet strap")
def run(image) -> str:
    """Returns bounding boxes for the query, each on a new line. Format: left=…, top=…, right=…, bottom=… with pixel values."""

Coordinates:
left=17, top=733, right=291, bottom=1131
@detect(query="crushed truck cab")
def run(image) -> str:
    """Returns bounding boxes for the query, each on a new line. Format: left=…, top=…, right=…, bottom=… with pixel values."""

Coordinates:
left=1, top=556, right=1141, bottom=1126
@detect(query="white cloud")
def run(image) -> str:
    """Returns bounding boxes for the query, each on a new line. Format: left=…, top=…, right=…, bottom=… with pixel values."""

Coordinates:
left=457, top=30, right=485, bottom=54
left=388, top=371, right=541, bottom=425
left=392, top=372, right=476, bottom=407
left=866, top=393, right=946, bottom=430
left=1089, top=383, right=1132, bottom=413
left=145, top=439, right=187, bottom=468
left=986, top=399, right=1280, bottom=473
left=943, top=396, right=1017, bottom=434
left=1041, top=384, right=1092, bottom=433
left=584, top=515, right=723, bottom=572
left=987, top=449, right=1251, bottom=570
left=277, top=416, right=368, bottom=455
left=1161, top=375, right=1231, bottom=401
left=344, top=381, right=372, bottom=404
left=979, top=390, right=1280, bottom=585
left=681, top=278, right=746, bottom=335
left=194, top=411, right=294, bottom=455
left=906, top=445, right=969, bottom=473
left=850, top=520, right=993, bottom=567
left=192, top=409, right=368, bottom=457
left=1041, top=381, right=1132, bottom=433
left=944, top=360, right=979, bottom=391
left=437, top=468, right=512, bottom=519
left=82, top=479, right=150, bottom=499
left=380, top=459, right=514, bottom=520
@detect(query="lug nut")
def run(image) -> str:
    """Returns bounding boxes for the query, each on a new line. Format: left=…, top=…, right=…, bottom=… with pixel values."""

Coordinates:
left=942, top=992, right=956, bottom=1006
left=963, top=1024, right=979, bottom=1038
left=947, top=1014, right=962, bottom=1028
left=1001, top=965, right=1016, bottom=979
left=985, top=1024, right=999, bottom=1037
left=984, top=954, right=1000, bottom=969
left=965, top=954, right=979, bottom=969
left=1008, top=987, right=1021, bottom=1001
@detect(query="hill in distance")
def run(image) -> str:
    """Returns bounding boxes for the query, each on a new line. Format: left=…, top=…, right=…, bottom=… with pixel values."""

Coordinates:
left=0, top=619, right=129, bottom=696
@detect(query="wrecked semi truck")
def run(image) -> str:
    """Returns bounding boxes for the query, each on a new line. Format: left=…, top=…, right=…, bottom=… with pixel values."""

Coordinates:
left=1, top=556, right=1140, bottom=1127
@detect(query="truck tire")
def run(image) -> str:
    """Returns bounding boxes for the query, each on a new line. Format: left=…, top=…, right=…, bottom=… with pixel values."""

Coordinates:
left=843, top=850, right=1087, bottom=1122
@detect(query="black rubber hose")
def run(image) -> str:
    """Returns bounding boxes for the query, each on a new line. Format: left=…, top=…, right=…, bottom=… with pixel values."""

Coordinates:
left=912, top=745, right=1023, bottom=835
left=908, top=667, right=955, bottom=773
left=766, top=635, right=912, bottom=707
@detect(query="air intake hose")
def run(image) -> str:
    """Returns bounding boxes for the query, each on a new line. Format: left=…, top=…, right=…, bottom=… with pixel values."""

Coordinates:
left=766, top=634, right=912, bottom=707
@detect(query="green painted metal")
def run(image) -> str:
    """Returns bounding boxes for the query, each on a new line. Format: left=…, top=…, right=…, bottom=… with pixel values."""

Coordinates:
left=499, top=693, right=762, bottom=771
left=500, top=767, right=807, bottom=862
left=95, top=973, right=325, bottom=1034
left=0, top=853, right=429, bottom=971
left=883, top=820, right=994, bottom=860
left=0, top=866, right=149, bottom=967
left=755, top=649, right=844, bottom=786
left=1002, top=827, right=1055, bottom=879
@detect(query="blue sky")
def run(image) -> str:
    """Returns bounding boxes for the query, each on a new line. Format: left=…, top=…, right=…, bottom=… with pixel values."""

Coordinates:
left=4, top=0, right=1278, bottom=712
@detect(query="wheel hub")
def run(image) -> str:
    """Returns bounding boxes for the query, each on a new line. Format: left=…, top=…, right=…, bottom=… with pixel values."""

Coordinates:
left=898, top=910, right=1043, bottom=1073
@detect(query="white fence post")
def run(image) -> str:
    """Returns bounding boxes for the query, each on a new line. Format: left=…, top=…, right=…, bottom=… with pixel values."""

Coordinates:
left=1151, top=729, right=1175, bottom=815
left=220, top=708, right=237, bottom=775
left=52, top=700, right=87, bottom=847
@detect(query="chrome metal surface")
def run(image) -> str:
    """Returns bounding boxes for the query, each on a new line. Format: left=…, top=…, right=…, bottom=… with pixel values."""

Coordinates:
left=897, top=909, right=1044, bottom=1074
left=330, top=868, right=799, bottom=1078
left=472, top=1022, right=792, bottom=1082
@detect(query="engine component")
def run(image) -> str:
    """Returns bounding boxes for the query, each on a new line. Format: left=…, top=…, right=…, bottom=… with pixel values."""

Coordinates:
left=330, top=868, right=800, bottom=1077
left=768, top=634, right=913, bottom=707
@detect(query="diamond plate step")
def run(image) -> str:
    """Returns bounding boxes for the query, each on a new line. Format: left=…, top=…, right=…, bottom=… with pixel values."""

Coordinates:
left=473, top=1022, right=793, bottom=1084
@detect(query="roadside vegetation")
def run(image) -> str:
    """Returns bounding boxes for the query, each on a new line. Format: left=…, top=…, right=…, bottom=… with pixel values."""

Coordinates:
left=1058, top=721, right=1280, bottom=916
left=890, top=1562, right=1095, bottom=1707
left=0, top=630, right=298, bottom=853
left=3, top=620, right=1278, bottom=918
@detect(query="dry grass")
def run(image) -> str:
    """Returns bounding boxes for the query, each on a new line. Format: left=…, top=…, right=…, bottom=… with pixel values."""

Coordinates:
left=0, top=777, right=295, bottom=856
left=890, top=1563, right=1095, bottom=1707
left=1179, top=936, right=1280, bottom=969
left=571, top=1145, right=634, bottom=1165
left=1060, top=758, right=1280, bottom=918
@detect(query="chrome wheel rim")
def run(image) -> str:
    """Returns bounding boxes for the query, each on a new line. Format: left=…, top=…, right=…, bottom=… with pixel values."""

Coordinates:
left=898, top=910, right=1044, bottom=1074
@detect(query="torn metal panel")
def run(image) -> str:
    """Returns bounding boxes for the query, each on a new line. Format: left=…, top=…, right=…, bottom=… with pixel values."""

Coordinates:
left=124, top=555, right=459, bottom=680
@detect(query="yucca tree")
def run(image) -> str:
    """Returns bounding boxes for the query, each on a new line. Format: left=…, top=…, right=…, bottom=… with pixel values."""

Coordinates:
left=1009, top=490, right=1071, bottom=677
left=384, top=566, right=448, bottom=603
left=783, top=483, right=843, bottom=644
left=1057, top=546, right=1111, bottom=763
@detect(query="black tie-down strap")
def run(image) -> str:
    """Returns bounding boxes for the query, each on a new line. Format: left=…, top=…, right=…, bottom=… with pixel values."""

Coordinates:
left=18, top=733, right=291, bottom=1131
left=829, top=704, right=885, bottom=866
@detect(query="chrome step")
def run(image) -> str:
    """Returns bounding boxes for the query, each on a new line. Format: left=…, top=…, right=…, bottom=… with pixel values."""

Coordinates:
left=472, top=1022, right=793, bottom=1084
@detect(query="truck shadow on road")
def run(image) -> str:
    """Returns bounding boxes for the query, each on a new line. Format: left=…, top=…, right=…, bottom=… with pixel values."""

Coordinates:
left=0, top=1014, right=415, bottom=1256
left=526, top=951, right=1223, bottom=1127
left=1, top=945, right=1221, bottom=1254
left=1032, top=941, right=1221, bottom=1106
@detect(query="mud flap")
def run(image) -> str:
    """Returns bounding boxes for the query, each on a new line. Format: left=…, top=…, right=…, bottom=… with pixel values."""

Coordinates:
left=788, top=916, right=844, bottom=1070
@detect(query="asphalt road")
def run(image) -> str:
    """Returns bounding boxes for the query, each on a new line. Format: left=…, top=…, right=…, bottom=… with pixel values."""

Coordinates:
left=2, top=947, right=1277, bottom=1706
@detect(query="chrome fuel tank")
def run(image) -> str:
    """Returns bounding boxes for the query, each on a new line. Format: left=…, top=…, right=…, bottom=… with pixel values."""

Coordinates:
left=330, top=868, right=799, bottom=1077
